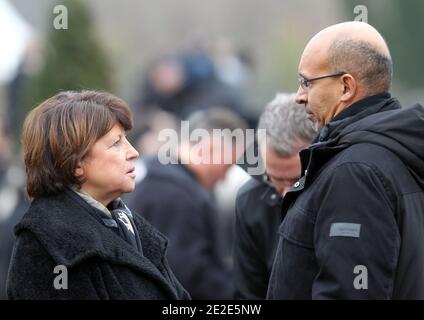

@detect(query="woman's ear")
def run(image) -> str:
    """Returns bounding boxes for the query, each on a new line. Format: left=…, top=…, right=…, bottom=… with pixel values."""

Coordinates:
left=74, top=163, right=84, bottom=178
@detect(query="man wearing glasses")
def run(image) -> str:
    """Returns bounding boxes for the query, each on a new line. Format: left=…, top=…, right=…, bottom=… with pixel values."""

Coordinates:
left=267, top=21, right=424, bottom=299
left=233, top=93, right=316, bottom=299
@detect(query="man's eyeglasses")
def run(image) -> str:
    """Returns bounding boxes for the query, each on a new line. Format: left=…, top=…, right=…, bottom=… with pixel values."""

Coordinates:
left=298, top=72, right=346, bottom=89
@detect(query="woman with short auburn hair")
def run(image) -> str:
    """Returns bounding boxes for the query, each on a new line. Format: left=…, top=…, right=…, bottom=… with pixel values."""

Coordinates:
left=6, top=90, right=190, bottom=300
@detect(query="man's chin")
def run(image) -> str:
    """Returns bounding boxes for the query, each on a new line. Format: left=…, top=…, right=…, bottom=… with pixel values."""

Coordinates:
left=313, top=121, right=323, bottom=132
left=307, top=115, right=323, bottom=132
left=306, top=113, right=318, bottom=124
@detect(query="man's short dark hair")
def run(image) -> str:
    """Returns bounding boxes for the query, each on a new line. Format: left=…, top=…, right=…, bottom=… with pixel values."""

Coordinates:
left=328, top=38, right=393, bottom=95
left=187, top=108, right=247, bottom=132
left=185, top=107, right=248, bottom=143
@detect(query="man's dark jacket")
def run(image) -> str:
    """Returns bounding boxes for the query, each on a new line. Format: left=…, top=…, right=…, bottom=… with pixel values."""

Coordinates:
left=127, top=157, right=233, bottom=299
left=267, top=93, right=424, bottom=299
left=7, top=190, right=190, bottom=300
left=233, top=177, right=283, bottom=299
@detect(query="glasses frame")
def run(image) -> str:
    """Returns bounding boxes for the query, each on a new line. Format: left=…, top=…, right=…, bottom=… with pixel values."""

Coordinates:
left=298, top=71, right=347, bottom=89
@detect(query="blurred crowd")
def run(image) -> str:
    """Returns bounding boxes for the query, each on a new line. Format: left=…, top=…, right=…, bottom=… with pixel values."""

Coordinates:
left=4, top=0, right=422, bottom=301
left=0, top=4, right=263, bottom=298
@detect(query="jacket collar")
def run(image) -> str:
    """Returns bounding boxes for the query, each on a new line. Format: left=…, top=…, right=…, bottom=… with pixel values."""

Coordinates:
left=313, top=93, right=399, bottom=146
left=261, top=184, right=283, bottom=207
left=71, top=186, right=112, bottom=218
left=300, top=94, right=401, bottom=185
left=332, top=92, right=391, bottom=122
left=278, top=94, right=401, bottom=214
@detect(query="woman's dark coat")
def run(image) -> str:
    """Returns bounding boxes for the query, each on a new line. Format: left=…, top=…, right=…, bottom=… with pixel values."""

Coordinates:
left=6, top=190, right=190, bottom=300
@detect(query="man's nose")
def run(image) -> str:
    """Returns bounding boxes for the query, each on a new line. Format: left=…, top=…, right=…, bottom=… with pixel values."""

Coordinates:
left=295, top=86, right=307, bottom=105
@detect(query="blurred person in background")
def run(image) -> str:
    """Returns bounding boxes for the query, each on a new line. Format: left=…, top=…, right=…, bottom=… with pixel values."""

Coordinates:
left=138, top=54, right=188, bottom=116
left=127, top=108, right=247, bottom=299
left=135, top=48, right=254, bottom=126
left=6, top=90, right=189, bottom=300
left=212, top=38, right=256, bottom=106
left=0, top=118, right=28, bottom=300
left=131, top=110, right=179, bottom=158
left=127, top=110, right=179, bottom=185
left=233, top=93, right=317, bottom=299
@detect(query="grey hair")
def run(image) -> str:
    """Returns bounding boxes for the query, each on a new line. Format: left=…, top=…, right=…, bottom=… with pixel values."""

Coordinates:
left=257, top=93, right=317, bottom=156
left=185, top=107, right=248, bottom=142
left=328, top=38, right=393, bottom=95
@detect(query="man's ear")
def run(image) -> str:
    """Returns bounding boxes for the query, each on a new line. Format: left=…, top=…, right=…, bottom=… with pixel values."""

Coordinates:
left=340, top=74, right=357, bottom=102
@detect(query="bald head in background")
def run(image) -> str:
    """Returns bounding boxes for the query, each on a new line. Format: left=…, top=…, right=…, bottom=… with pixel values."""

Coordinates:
left=296, top=21, right=393, bottom=128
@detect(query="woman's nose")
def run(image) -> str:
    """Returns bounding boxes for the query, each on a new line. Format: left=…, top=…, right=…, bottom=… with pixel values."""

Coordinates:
left=127, top=142, right=140, bottom=160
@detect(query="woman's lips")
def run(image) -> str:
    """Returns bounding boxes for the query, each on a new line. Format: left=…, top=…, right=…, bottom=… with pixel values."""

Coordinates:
left=127, top=167, right=136, bottom=178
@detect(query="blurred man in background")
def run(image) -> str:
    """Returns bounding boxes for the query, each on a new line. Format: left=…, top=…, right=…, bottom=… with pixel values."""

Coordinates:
left=128, top=107, right=247, bottom=299
left=0, top=119, right=28, bottom=300
left=233, top=93, right=316, bottom=299
left=138, top=52, right=245, bottom=120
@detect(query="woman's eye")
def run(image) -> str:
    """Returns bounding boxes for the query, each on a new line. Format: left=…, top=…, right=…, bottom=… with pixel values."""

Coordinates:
left=112, top=139, right=121, bottom=147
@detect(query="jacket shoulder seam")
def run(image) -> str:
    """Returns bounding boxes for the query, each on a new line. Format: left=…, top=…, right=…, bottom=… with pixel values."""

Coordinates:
left=331, top=161, right=396, bottom=212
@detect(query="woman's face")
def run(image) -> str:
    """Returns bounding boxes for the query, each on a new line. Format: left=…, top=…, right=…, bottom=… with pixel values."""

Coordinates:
left=76, top=123, right=139, bottom=205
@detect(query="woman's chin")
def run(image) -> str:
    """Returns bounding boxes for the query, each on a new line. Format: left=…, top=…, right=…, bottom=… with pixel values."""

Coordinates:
left=123, top=183, right=136, bottom=194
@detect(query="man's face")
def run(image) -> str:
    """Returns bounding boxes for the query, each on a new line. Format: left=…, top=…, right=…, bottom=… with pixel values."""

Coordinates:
left=295, top=46, right=344, bottom=129
left=200, top=137, right=240, bottom=189
left=262, top=145, right=302, bottom=196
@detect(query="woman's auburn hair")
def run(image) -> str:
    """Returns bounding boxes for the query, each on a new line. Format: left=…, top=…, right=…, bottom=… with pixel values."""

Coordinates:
left=23, top=90, right=133, bottom=199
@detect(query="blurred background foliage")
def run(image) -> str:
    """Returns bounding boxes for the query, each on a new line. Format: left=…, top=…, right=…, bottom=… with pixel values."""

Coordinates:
left=26, top=0, right=113, bottom=109
left=341, top=0, right=424, bottom=103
